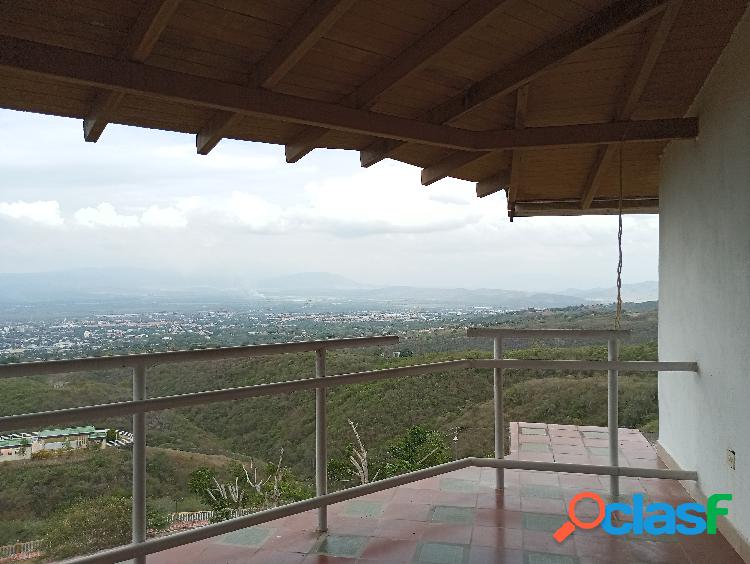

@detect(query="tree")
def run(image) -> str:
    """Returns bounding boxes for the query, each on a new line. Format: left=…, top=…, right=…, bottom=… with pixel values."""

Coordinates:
left=188, top=453, right=312, bottom=523
left=45, top=496, right=131, bottom=560
left=380, top=425, right=452, bottom=478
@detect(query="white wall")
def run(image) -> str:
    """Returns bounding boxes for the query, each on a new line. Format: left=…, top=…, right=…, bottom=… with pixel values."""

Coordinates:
left=659, top=7, right=750, bottom=548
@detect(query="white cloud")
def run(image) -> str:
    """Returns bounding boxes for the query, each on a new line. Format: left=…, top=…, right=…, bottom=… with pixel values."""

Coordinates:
left=289, top=163, right=481, bottom=236
left=74, top=203, right=139, bottom=228
left=0, top=200, right=64, bottom=226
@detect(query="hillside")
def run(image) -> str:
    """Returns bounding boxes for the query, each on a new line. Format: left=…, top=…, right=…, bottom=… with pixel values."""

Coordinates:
left=0, top=302, right=660, bottom=546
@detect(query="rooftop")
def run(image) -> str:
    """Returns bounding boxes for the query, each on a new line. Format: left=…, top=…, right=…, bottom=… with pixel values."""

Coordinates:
left=148, top=423, right=743, bottom=564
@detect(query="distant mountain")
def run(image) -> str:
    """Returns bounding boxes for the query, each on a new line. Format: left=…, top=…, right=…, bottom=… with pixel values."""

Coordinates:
left=258, top=272, right=368, bottom=291
left=0, top=268, right=238, bottom=303
left=0, top=268, right=657, bottom=312
left=561, top=281, right=658, bottom=303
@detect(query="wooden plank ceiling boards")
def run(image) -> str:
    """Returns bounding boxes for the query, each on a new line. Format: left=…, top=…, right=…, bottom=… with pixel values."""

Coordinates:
left=0, top=0, right=746, bottom=218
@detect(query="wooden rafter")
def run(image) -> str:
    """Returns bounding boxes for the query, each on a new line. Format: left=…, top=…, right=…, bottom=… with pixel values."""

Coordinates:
left=83, top=0, right=181, bottom=142
left=0, top=37, right=698, bottom=151
left=363, top=0, right=668, bottom=168
left=285, top=0, right=512, bottom=163
left=466, top=86, right=528, bottom=202
left=580, top=0, right=684, bottom=208
left=476, top=172, right=510, bottom=198
left=196, top=0, right=357, bottom=155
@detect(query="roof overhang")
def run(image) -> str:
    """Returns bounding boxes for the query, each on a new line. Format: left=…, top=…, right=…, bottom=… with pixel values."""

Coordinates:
left=0, top=0, right=746, bottom=218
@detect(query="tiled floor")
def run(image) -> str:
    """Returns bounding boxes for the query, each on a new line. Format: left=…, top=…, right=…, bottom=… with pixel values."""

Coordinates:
left=148, top=424, right=744, bottom=564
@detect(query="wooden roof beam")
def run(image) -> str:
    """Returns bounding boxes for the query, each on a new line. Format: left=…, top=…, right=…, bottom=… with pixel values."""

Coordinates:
left=580, top=0, right=684, bottom=209
left=0, top=37, right=698, bottom=151
left=83, top=0, right=181, bottom=142
left=507, top=85, right=529, bottom=216
left=514, top=198, right=658, bottom=217
left=364, top=0, right=668, bottom=168
left=285, top=0, right=512, bottom=163
left=196, top=0, right=357, bottom=155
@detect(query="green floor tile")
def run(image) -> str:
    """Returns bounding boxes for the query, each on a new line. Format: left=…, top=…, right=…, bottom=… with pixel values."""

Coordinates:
left=520, top=485, right=563, bottom=500
left=343, top=499, right=384, bottom=517
left=520, top=443, right=551, bottom=452
left=522, top=512, right=569, bottom=532
left=430, top=505, right=475, bottom=524
left=219, top=526, right=273, bottom=547
left=525, top=552, right=578, bottom=564
left=315, top=534, right=368, bottom=557
left=415, top=542, right=468, bottom=564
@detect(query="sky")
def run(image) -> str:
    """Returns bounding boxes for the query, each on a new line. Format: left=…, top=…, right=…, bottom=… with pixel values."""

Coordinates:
left=0, top=108, right=659, bottom=292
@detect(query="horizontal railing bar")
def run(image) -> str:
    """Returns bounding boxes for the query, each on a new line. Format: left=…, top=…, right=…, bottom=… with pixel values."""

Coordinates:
left=473, top=359, right=699, bottom=372
left=64, top=459, right=472, bottom=564
left=0, top=336, right=399, bottom=379
left=0, top=360, right=472, bottom=432
left=467, top=328, right=631, bottom=339
left=471, top=457, right=699, bottom=480
left=61, top=456, right=697, bottom=564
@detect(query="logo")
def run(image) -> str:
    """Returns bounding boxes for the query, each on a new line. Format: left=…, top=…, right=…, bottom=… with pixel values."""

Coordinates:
left=553, top=491, right=732, bottom=542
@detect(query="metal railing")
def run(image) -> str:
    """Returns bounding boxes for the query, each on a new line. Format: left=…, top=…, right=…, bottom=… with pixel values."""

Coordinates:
left=0, top=539, right=46, bottom=559
left=0, top=330, right=699, bottom=564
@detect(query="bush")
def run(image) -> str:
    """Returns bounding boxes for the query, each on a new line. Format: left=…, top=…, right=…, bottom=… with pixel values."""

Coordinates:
left=44, top=496, right=131, bottom=560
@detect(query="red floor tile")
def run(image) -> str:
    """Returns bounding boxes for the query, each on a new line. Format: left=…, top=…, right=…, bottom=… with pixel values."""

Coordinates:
left=421, top=522, right=473, bottom=544
left=359, top=538, right=418, bottom=562
left=146, top=424, right=742, bottom=564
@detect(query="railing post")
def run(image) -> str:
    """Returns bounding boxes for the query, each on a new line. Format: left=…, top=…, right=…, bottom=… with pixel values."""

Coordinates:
left=493, top=337, right=504, bottom=490
left=315, top=348, right=328, bottom=532
left=608, top=338, right=620, bottom=499
left=132, top=364, right=147, bottom=564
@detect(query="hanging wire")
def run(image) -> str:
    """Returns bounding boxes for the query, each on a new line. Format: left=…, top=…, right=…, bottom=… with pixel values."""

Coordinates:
left=615, top=143, right=624, bottom=329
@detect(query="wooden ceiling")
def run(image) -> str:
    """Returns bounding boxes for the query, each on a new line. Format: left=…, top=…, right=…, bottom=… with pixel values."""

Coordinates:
left=0, top=0, right=746, bottom=218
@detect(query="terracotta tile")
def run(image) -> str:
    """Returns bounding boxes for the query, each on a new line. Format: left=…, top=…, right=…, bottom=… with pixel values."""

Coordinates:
left=467, top=546, right=525, bottom=564
left=474, top=508, right=523, bottom=529
left=359, top=538, right=418, bottom=562
left=518, top=452, right=556, bottom=463
left=303, top=555, right=357, bottom=563
left=431, top=490, right=478, bottom=508
left=553, top=454, right=592, bottom=465
left=246, top=550, right=306, bottom=563
left=520, top=497, right=566, bottom=514
left=680, top=534, right=746, bottom=564
left=551, top=444, right=588, bottom=455
left=373, top=518, right=428, bottom=541
left=558, top=473, right=606, bottom=491
left=627, top=539, right=689, bottom=563
left=401, top=476, right=442, bottom=491
left=574, top=534, right=631, bottom=560
left=326, top=515, right=381, bottom=535
left=421, top=522, right=473, bottom=544
left=520, top=472, right=560, bottom=486
left=263, top=528, right=321, bottom=553
left=475, top=491, right=521, bottom=511
left=522, top=529, right=576, bottom=556
left=519, top=435, right=553, bottom=444
left=471, top=525, right=523, bottom=549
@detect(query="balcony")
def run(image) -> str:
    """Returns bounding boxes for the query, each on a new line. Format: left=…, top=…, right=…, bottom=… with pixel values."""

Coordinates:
left=147, top=423, right=742, bottom=564
left=0, top=330, right=741, bottom=563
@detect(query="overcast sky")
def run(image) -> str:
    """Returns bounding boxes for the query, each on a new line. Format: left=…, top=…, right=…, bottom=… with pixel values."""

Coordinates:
left=0, top=108, right=658, bottom=292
